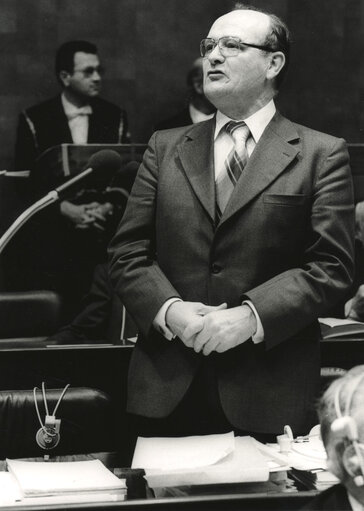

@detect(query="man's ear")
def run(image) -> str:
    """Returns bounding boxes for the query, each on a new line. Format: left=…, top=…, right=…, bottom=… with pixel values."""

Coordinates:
left=326, top=440, right=346, bottom=480
left=59, top=70, right=71, bottom=88
left=342, top=444, right=364, bottom=486
left=266, top=52, right=285, bottom=80
left=192, top=78, right=204, bottom=95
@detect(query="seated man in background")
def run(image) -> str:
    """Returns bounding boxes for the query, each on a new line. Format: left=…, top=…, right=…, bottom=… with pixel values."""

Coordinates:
left=8, top=41, right=130, bottom=317
left=303, top=366, right=364, bottom=510
left=15, top=39, right=130, bottom=229
left=156, top=57, right=215, bottom=130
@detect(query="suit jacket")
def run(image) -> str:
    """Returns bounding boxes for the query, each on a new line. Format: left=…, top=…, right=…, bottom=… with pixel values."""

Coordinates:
left=109, top=112, right=355, bottom=434
left=15, top=95, right=129, bottom=171
left=301, top=484, right=352, bottom=510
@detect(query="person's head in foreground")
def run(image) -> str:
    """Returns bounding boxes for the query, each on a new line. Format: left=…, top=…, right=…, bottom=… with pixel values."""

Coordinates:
left=319, top=365, right=364, bottom=505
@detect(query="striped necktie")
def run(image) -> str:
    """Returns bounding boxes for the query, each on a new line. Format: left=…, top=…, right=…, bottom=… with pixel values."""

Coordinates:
left=216, top=120, right=250, bottom=220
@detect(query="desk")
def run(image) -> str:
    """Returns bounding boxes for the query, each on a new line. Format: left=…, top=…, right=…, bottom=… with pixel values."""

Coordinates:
left=0, top=470, right=318, bottom=511
left=0, top=343, right=323, bottom=509
left=321, top=337, right=364, bottom=369
left=0, top=342, right=132, bottom=391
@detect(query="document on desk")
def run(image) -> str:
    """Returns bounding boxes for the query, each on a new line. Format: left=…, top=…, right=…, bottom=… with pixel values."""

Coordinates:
left=132, top=433, right=269, bottom=488
left=6, top=458, right=126, bottom=497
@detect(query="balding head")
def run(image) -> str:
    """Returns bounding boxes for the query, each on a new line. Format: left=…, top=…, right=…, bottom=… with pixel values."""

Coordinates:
left=202, top=5, right=289, bottom=119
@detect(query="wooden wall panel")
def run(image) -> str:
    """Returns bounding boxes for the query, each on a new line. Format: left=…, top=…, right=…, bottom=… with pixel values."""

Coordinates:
left=0, top=0, right=362, bottom=170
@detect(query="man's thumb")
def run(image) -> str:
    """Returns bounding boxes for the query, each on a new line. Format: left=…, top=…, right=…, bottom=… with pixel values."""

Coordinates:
left=200, top=302, right=227, bottom=313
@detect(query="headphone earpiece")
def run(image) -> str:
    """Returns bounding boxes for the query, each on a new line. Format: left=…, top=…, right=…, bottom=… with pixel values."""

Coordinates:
left=331, top=416, right=359, bottom=441
left=354, top=475, right=364, bottom=487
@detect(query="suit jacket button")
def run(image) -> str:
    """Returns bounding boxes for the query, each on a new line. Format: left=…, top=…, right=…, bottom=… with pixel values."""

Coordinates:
left=211, top=263, right=222, bottom=274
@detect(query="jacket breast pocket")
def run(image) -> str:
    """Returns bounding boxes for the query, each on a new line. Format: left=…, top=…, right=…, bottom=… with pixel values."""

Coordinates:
left=263, top=193, right=309, bottom=206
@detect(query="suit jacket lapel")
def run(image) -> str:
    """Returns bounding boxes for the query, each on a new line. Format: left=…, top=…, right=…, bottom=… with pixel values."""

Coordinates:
left=177, top=119, right=216, bottom=223
left=55, top=96, right=73, bottom=144
left=220, top=113, right=300, bottom=225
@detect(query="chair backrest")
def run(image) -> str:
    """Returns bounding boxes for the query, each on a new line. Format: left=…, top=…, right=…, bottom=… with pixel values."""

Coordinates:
left=0, top=387, right=115, bottom=458
left=0, top=290, right=62, bottom=339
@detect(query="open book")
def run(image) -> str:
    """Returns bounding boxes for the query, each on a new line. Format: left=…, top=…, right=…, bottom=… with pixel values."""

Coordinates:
left=319, top=317, right=364, bottom=339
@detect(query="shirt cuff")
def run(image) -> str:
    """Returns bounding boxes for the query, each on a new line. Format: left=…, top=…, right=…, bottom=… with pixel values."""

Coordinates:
left=153, top=298, right=182, bottom=340
left=242, top=300, right=264, bottom=344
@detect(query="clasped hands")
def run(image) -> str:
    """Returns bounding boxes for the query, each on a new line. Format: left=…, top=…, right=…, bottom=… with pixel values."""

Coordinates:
left=60, top=200, right=113, bottom=231
left=166, top=300, right=257, bottom=356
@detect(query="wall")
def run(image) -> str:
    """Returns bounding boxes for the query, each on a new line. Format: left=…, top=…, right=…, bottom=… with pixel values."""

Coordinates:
left=0, top=0, right=362, bottom=169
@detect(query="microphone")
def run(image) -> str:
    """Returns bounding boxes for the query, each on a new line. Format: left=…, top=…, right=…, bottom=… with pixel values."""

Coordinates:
left=54, top=149, right=122, bottom=199
left=103, top=161, right=140, bottom=205
left=0, top=150, right=122, bottom=254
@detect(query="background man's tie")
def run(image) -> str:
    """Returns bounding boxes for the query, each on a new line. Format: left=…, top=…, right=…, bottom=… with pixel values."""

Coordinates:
left=216, top=120, right=251, bottom=220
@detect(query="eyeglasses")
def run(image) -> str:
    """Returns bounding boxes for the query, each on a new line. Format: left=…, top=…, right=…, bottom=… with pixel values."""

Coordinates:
left=200, top=36, right=275, bottom=58
left=73, top=66, right=105, bottom=77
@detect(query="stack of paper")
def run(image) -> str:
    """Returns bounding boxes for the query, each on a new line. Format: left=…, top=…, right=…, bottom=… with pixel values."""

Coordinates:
left=132, top=432, right=270, bottom=488
left=6, top=459, right=127, bottom=504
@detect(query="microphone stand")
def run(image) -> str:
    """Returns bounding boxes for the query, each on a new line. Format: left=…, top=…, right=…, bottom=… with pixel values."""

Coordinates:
left=0, top=167, right=93, bottom=255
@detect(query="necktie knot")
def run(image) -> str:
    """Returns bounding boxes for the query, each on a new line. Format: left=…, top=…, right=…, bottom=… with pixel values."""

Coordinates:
left=224, top=120, right=250, bottom=146
left=66, top=105, right=92, bottom=121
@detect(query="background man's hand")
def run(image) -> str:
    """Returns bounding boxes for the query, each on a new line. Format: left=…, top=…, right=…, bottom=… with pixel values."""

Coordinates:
left=189, top=305, right=257, bottom=356
left=346, top=285, right=364, bottom=321
left=166, top=301, right=227, bottom=347
left=60, top=200, right=113, bottom=231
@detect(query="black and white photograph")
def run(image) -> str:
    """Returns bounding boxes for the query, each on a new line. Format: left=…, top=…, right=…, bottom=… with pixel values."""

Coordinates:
left=0, top=1, right=362, bottom=509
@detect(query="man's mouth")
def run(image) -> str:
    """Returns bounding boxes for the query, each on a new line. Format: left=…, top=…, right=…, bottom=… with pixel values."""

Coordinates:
left=207, top=70, right=225, bottom=80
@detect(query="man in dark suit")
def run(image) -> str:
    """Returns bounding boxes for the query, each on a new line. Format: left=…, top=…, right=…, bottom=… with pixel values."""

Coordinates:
left=10, top=41, right=130, bottom=315
left=302, top=366, right=364, bottom=510
left=156, top=57, right=215, bottom=130
left=15, top=39, right=129, bottom=228
left=109, top=5, right=354, bottom=441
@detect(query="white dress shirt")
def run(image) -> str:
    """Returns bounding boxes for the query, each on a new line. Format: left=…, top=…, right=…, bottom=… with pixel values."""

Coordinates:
left=154, top=100, right=276, bottom=342
left=61, top=93, right=92, bottom=144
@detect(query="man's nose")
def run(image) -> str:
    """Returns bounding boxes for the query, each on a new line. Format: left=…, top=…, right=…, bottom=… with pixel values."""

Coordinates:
left=207, top=44, right=225, bottom=64
left=92, top=69, right=101, bottom=80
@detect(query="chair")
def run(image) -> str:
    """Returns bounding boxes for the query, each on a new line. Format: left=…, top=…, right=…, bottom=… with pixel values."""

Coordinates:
left=0, top=290, right=62, bottom=343
left=0, top=386, right=115, bottom=459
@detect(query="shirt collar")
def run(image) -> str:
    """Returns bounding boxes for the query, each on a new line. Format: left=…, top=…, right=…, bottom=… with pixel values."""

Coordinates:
left=214, top=99, right=276, bottom=143
left=61, top=93, right=92, bottom=118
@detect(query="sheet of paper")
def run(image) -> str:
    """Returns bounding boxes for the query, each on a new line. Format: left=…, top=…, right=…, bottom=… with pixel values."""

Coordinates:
left=132, top=431, right=235, bottom=470
left=0, top=472, right=23, bottom=505
left=254, top=435, right=328, bottom=471
left=6, top=459, right=126, bottom=496
left=143, top=436, right=269, bottom=488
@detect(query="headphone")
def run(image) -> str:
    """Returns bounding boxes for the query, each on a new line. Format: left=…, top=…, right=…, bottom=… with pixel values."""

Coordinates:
left=331, top=373, right=364, bottom=487
left=34, top=382, right=70, bottom=451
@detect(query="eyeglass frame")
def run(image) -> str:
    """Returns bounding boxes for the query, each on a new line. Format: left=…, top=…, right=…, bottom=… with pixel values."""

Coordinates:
left=200, top=36, right=276, bottom=58
left=73, top=65, right=105, bottom=78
